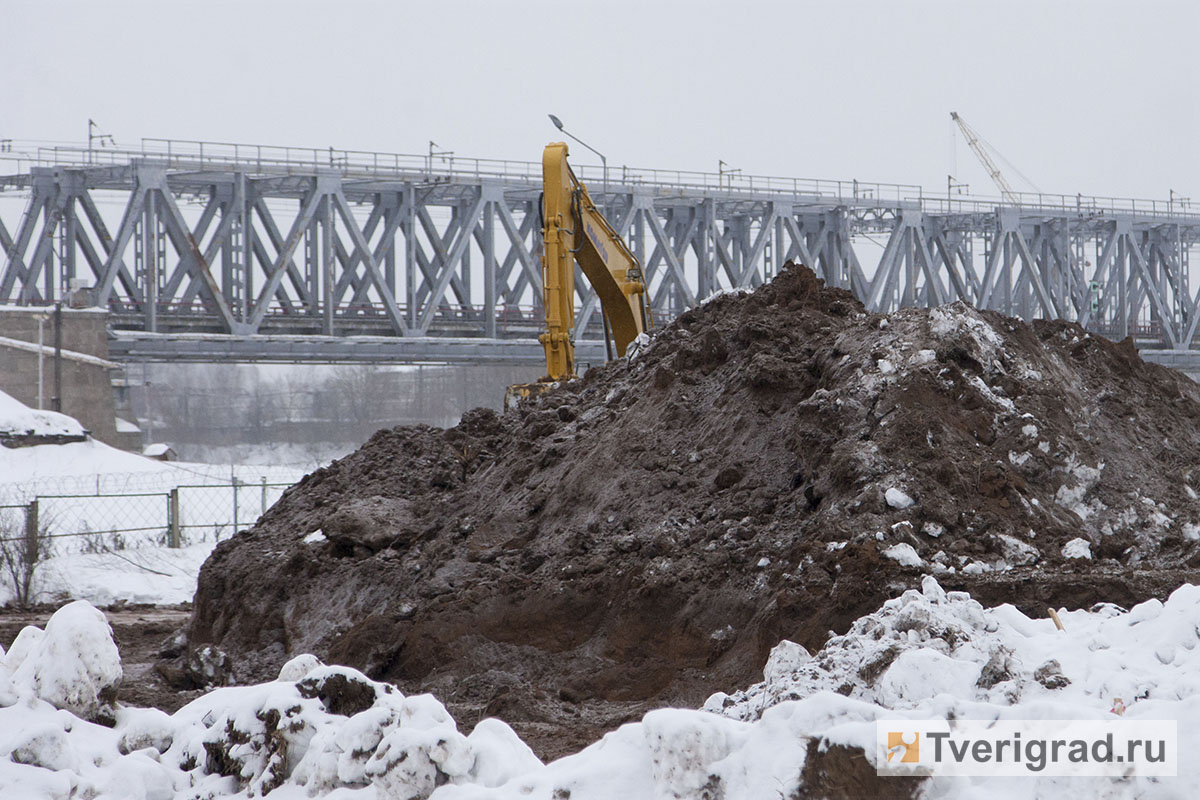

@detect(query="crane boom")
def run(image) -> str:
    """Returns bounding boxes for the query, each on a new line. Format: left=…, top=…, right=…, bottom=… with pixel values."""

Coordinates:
left=950, top=111, right=1019, bottom=205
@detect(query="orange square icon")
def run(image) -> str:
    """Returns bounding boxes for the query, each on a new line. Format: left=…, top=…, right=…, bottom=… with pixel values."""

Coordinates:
left=887, top=731, right=920, bottom=763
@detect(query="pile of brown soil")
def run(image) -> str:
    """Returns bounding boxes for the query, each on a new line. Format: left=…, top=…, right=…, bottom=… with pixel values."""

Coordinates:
left=178, top=263, right=1200, bottom=759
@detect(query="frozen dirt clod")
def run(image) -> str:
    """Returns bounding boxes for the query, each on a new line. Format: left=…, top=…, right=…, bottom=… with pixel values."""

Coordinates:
left=180, top=263, right=1200, bottom=759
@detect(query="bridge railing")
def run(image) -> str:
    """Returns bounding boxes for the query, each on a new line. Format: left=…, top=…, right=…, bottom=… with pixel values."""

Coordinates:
left=920, top=192, right=1196, bottom=219
left=1, top=137, right=1195, bottom=221
left=7, top=138, right=930, bottom=205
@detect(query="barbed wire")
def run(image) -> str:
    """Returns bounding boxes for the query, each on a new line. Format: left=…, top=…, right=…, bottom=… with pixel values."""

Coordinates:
left=0, top=465, right=304, bottom=505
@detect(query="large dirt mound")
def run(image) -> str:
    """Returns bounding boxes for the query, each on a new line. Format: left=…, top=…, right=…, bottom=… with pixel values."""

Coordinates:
left=181, top=263, right=1200, bottom=757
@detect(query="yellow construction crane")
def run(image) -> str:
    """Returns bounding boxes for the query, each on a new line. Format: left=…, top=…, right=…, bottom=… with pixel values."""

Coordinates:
left=510, top=143, right=650, bottom=400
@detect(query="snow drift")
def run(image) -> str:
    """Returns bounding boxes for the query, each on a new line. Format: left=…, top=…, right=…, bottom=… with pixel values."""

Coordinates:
left=0, top=389, right=86, bottom=442
left=4, top=581, right=1200, bottom=797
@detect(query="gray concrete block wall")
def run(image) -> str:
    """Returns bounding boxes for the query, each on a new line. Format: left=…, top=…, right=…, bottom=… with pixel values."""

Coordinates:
left=0, top=307, right=109, bottom=355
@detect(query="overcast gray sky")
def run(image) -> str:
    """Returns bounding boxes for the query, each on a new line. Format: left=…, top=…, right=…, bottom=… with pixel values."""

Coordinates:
left=4, top=0, right=1197, bottom=201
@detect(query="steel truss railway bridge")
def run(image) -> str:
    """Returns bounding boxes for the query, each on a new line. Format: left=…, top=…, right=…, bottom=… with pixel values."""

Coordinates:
left=1, top=139, right=1198, bottom=370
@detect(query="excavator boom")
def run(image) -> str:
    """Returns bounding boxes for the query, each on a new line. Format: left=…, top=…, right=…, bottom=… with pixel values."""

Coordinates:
left=537, top=142, right=649, bottom=381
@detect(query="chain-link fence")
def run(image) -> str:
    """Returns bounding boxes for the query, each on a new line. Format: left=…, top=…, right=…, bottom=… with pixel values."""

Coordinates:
left=0, top=479, right=294, bottom=557
left=37, top=492, right=171, bottom=552
left=175, top=481, right=292, bottom=543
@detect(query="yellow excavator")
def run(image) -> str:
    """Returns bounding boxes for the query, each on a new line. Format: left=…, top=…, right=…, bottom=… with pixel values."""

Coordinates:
left=508, top=142, right=652, bottom=402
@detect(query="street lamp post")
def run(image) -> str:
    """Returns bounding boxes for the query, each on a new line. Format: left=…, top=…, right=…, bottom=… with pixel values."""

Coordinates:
left=35, top=313, right=47, bottom=409
left=548, top=114, right=607, bottom=193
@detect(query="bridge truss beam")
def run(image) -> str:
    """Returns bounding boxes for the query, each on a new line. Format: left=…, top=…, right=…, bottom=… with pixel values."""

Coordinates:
left=2, top=146, right=1199, bottom=365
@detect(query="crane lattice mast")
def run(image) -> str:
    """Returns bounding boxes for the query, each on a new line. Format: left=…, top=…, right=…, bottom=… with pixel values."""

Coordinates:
left=950, top=111, right=1019, bottom=205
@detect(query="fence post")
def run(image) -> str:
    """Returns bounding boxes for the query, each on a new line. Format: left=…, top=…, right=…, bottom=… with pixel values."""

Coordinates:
left=260, top=476, right=267, bottom=515
left=168, top=488, right=181, bottom=548
left=232, top=477, right=239, bottom=535
left=24, top=499, right=39, bottom=566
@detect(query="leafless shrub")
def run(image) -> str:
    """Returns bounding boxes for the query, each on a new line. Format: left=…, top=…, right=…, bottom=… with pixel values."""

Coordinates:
left=0, top=505, right=54, bottom=608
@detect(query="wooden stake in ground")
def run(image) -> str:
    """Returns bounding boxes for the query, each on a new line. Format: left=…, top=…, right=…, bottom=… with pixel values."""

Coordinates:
left=1047, top=608, right=1065, bottom=631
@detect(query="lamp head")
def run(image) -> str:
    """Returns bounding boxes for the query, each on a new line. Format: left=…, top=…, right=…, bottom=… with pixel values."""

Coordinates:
left=548, top=114, right=564, bottom=131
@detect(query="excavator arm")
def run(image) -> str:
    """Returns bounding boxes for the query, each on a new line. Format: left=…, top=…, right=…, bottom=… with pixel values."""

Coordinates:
left=538, top=142, right=649, bottom=381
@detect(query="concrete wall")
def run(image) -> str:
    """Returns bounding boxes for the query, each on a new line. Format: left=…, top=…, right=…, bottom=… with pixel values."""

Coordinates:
left=0, top=307, right=108, bottom=354
left=0, top=307, right=141, bottom=451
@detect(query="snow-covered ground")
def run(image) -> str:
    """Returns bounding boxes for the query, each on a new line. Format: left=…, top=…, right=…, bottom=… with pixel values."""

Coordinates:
left=0, top=578, right=1196, bottom=798
left=177, top=442, right=356, bottom=472
left=0, top=544, right=213, bottom=607
left=0, top=436, right=179, bottom=497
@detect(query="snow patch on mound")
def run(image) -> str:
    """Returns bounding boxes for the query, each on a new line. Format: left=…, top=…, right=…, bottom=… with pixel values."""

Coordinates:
left=0, top=389, right=84, bottom=439
left=929, top=302, right=1004, bottom=367
left=3, top=601, right=121, bottom=721
left=882, top=542, right=923, bottom=567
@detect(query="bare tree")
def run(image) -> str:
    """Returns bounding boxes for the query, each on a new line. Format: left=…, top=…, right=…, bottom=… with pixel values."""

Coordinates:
left=0, top=504, right=53, bottom=608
